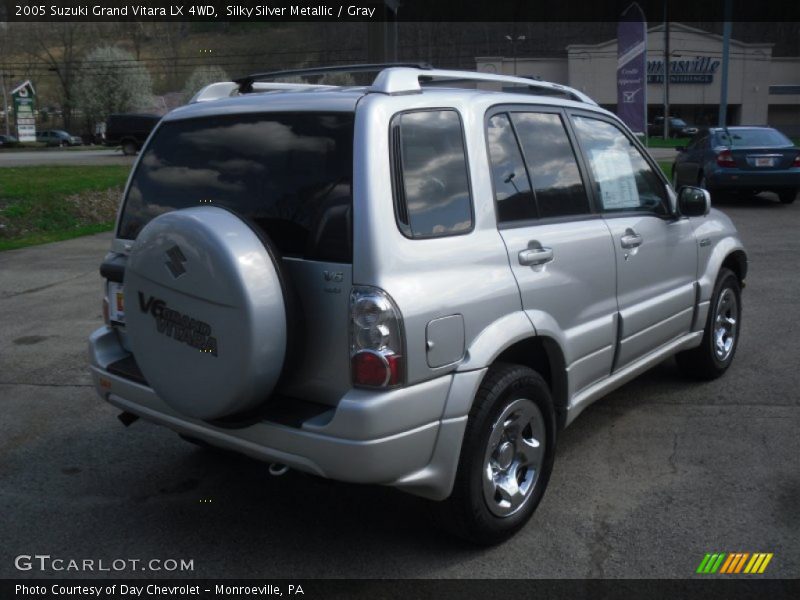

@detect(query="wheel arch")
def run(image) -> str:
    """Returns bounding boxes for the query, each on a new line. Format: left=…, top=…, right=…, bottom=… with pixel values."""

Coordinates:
left=722, top=250, right=748, bottom=285
left=493, top=336, right=569, bottom=430
left=458, top=312, right=569, bottom=430
left=698, top=237, right=748, bottom=303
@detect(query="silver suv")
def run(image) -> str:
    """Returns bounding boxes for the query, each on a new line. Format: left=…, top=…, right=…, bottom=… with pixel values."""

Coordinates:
left=89, top=66, right=747, bottom=544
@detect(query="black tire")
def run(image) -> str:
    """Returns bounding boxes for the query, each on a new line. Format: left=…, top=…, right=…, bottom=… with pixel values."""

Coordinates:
left=121, top=140, right=138, bottom=156
left=698, top=173, right=727, bottom=203
left=676, top=268, right=742, bottom=380
left=432, top=363, right=556, bottom=545
left=778, top=189, right=797, bottom=204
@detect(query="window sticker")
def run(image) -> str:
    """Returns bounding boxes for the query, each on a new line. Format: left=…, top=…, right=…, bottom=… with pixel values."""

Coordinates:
left=589, top=148, right=640, bottom=210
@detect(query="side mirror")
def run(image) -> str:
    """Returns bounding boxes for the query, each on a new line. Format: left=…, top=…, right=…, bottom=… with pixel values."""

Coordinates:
left=678, top=186, right=711, bottom=217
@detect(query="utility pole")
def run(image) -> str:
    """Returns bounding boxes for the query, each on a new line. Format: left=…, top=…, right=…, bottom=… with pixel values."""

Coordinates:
left=505, top=34, right=526, bottom=76
left=0, top=70, right=12, bottom=137
left=663, top=3, right=671, bottom=139
left=719, top=0, right=732, bottom=127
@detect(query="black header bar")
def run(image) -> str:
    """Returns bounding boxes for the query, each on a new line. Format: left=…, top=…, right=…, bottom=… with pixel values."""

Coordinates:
left=2, top=0, right=800, bottom=22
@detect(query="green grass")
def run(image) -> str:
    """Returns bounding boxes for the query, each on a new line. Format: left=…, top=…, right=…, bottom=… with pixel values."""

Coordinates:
left=658, top=161, right=673, bottom=178
left=643, top=136, right=800, bottom=148
left=643, top=137, right=691, bottom=148
left=0, top=165, right=130, bottom=251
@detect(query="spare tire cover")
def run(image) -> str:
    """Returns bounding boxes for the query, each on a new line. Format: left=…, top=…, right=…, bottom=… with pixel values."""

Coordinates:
left=124, top=206, right=287, bottom=420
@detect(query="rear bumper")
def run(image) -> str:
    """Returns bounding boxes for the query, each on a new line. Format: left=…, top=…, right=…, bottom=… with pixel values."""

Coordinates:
left=89, top=326, right=484, bottom=500
left=706, top=168, right=800, bottom=190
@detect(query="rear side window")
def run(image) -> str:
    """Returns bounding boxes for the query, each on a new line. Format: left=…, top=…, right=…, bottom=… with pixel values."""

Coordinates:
left=391, top=110, right=473, bottom=238
left=511, top=112, right=590, bottom=218
left=118, top=112, right=354, bottom=263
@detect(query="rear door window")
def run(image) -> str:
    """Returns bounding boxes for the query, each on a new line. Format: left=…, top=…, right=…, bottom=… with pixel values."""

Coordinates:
left=487, top=113, right=538, bottom=223
left=118, top=112, right=355, bottom=263
left=391, top=109, right=473, bottom=238
left=511, top=112, right=591, bottom=218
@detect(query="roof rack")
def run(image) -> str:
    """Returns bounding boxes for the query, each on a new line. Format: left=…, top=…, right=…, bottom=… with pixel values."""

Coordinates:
left=235, top=63, right=432, bottom=94
left=193, top=64, right=597, bottom=106
left=369, top=67, right=597, bottom=105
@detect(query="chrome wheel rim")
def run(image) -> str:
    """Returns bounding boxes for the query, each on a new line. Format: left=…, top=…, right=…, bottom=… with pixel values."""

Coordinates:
left=713, top=287, right=738, bottom=361
left=482, top=398, right=545, bottom=518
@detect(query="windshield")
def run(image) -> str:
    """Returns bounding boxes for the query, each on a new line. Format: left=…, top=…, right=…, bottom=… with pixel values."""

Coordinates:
left=118, top=112, right=355, bottom=263
left=715, top=128, right=792, bottom=148
left=671, top=118, right=687, bottom=127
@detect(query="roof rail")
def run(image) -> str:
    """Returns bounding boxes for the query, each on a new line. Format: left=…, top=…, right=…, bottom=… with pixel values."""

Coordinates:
left=235, top=63, right=433, bottom=93
left=369, top=67, right=597, bottom=105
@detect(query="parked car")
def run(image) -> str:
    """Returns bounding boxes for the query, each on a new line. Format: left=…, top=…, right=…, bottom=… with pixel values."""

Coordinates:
left=36, top=129, right=82, bottom=147
left=0, top=134, right=19, bottom=147
left=89, top=66, right=747, bottom=544
left=104, top=113, right=161, bottom=156
left=673, top=126, right=799, bottom=204
left=648, top=116, right=698, bottom=138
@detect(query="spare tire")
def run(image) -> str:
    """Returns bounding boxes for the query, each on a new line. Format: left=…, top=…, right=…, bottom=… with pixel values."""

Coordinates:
left=124, top=206, right=288, bottom=420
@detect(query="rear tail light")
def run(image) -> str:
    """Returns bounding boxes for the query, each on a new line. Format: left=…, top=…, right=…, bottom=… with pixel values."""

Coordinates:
left=104, top=281, right=125, bottom=325
left=716, top=149, right=736, bottom=168
left=350, top=287, right=404, bottom=388
left=102, top=293, right=110, bottom=325
left=793, top=154, right=800, bottom=167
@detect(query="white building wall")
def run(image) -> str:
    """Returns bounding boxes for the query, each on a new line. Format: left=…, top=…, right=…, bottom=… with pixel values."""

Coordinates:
left=476, top=24, right=795, bottom=130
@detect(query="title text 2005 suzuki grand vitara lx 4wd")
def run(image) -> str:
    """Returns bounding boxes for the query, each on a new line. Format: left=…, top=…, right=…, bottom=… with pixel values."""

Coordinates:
left=90, top=65, right=747, bottom=544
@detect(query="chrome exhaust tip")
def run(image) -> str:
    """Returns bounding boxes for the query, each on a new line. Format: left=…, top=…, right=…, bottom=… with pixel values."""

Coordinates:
left=269, top=463, right=290, bottom=476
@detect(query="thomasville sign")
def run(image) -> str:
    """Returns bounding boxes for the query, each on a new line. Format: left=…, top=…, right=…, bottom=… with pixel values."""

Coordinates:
left=647, top=56, right=721, bottom=84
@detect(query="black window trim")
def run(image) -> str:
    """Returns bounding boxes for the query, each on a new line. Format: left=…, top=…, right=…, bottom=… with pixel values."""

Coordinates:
left=484, top=103, right=599, bottom=230
left=566, top=108, right=678, bottom=222
left=388, top=107, right=476, bottom=240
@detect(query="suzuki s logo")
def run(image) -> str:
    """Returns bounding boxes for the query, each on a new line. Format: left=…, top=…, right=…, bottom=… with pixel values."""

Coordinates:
left=165, top=245, right=187, bottom=279
left=323, top=271, right=343, bottom=283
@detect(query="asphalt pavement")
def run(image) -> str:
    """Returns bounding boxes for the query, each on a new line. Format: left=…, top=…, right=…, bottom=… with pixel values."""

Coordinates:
left=1, top=195, right=798, bottom=579
left=0, top=148, right=135, bottom=167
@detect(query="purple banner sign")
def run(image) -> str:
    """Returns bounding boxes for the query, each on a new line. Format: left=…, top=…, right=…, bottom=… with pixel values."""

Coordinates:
left=617, top=3, right=648, bottom=134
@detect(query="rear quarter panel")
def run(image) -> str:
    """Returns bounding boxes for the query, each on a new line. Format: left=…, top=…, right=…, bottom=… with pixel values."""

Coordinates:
left=352, top=93, right=524, bottom=386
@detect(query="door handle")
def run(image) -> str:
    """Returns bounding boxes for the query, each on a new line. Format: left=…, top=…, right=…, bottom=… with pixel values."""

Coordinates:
left=620, top=229, right=643, bottom=249
left=518, top=245, right=554, bottom=266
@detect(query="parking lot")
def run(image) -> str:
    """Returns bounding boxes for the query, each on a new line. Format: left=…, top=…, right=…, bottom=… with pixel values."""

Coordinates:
left=0, top=194, right=798, bottom=579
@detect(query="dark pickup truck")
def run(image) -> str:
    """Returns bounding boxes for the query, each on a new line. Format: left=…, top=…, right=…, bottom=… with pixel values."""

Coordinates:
left=105, top=113, right=161, bottom=155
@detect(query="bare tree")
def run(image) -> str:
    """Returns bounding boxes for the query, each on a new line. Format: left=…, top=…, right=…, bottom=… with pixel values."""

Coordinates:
left=150, top=22, right=189, bottom=91
left=115, top=22, right=151, bottom=61
left=26, top=22, right=88, bottom=130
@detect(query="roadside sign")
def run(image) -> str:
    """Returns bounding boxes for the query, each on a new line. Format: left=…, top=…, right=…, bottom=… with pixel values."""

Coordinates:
left=11, top=80, right=36, bottom=142
left=617, top=3, right=647, bottom=135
